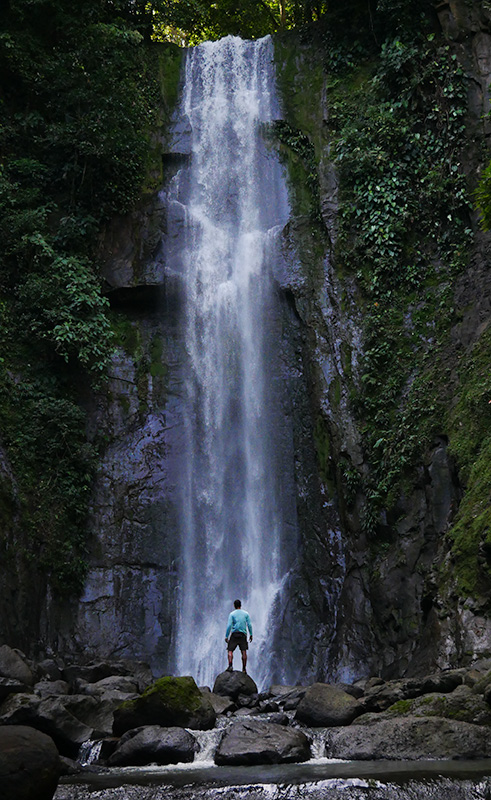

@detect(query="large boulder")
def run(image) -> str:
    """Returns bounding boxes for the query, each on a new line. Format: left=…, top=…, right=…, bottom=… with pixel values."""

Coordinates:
left=388, top=685, right=491, bottom=726
left=215, top=718, right=310, bottom=765
left=0, top=693, right=93, bottom=757
left=107, top=725, right=198, bottom=766
left=62, top=660, right=152, bottom=692
left=0, top=677, right=31, bottom=701
left=202, top=691, right=235, bottom=715
left=113, top=676, right=216, bottom=735
left=327, top=716, right=491, bottom=760
left=0, top=645, right=34, bottom=686
left=0, top=725, right=60, bottom=800
left=213, top=670, right=258, bottom=700
left=62, top=690, right=138, bottom=737
left=34, top=681, right=69, bottom=699
left=295, top=683, right=363, bottom=727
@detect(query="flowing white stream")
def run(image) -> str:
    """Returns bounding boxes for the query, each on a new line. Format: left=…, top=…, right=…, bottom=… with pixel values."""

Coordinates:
left=170, top=36, right=294, bottom=688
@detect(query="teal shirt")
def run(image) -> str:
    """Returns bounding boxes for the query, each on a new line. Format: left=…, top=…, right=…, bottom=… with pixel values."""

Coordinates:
left=226, top=609, right=253, bottom=639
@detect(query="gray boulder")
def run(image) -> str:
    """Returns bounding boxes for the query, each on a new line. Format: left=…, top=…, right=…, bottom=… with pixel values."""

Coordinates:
left=38, top=659, right=63, bottom=682
left=213, top=670, right=258, bottom=700
left=0, top=693, right=93, bottom=757
left=108, top=725, right=198, bottom=766
left=295, top=683, right=363, bottom=726
left=83, top=676, right=139, bottom=695
left=113, top=676, right=216, bottom=735
left=0, top=676, right=30, bottom=701
left=0, top=725, right=60, bottom=800
left=391, top=685, right=491, bottom=726
left=62, top=690, right=138, bottom=737
left=203, top=691, right=235, bottom=715
left=215, top=718, right=310, bottom=765
left=0, top=645, right=34, bottom=686
left=327, top=716, right=491, bottom=760
left=34, top=681, right=69, bottom=699
left=62, top=660, right=152, bottom=692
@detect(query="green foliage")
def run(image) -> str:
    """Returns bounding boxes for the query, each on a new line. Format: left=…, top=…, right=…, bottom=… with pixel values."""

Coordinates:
left=444, top=327, right=491, bottom=597
left=0, top=0, right=181, bottom=594
left=475, top=160, right=491, bottom=230
left=327, top=35, right=472, bottom=531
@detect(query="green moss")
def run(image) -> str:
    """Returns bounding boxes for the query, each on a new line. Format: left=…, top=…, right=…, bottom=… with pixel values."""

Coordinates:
left=111, top=314, right=141, bottom=357
left=329, top=376, right=341, bottom=408
left=314, top=415, right=331, bottom=482
left=142, top=676, right=202, bottom=712
left=445, top=326, right=491, bottom=600
left=388, top=699, right=413, bottom=714
left=149, top=335, right=167, bottom=378
left=274, top=35, right=325, bottom=148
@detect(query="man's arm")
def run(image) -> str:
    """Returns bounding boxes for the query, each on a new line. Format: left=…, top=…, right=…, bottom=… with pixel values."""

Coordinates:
left=225, top=612, right=233, bottom=640
left=246, top=612, right=253, bottom=640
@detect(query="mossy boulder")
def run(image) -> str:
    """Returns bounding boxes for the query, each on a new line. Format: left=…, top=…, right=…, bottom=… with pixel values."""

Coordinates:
left=113, top=676, right=216, bottom=735
left=295, top=683, right=363, bottom=727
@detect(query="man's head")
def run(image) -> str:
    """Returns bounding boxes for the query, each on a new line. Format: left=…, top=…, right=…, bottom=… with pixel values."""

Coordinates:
left=234, top=599, right=241, bottom=609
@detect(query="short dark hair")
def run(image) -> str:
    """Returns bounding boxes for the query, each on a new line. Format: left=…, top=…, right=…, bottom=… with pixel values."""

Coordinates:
left=234, top=599, right=241, bottom=608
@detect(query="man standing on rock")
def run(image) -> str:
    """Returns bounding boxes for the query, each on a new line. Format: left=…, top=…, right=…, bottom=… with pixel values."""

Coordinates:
left=225, top=599, right=253, bottom=673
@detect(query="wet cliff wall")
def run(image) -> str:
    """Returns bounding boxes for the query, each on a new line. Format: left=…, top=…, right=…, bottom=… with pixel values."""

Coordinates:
left=271, top=0, right=491, bottom=680
left=2, top=1, right=491, bottom=684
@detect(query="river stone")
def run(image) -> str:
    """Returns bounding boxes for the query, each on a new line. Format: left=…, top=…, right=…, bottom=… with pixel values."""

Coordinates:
left=203, top=691, right=235, bottom=715
left=400, top=685, right=491, bottom=726
left=0, top=693, right=93, bottom=757
left=0, top=645, right=34, bottom=686
left=0, top=724, right=61, bottom=800
left=113, top=676, right=216, bottom=735
left=34, top=680, right=69, bottom=698
left=327, top=716, right=491, bottom=760
left=107, top=725, right=198, bottom=766
left=83, top=676, right=139, bottom=695
left=0, top=676, right=30, bottom=701
left=295, top=683, right=363, bottom=726
left=215, top=718, right=310, bottom=765
left=213, top=670, right=258, bottom=700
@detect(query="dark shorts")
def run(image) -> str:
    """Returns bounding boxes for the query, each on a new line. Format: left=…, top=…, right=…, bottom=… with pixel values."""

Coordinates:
left=227, top=631, right=248, bottom=652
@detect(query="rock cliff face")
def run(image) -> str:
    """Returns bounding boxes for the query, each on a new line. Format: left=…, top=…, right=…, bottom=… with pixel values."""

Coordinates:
left=34, top=0, right=491, bottom=681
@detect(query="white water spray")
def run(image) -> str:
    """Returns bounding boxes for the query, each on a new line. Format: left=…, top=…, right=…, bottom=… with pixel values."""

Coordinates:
left=171, top=36, right=295, bottom=688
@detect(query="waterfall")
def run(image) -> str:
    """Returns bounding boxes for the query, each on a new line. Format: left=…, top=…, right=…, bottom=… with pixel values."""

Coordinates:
left=169, top=36, right=296, bottom=688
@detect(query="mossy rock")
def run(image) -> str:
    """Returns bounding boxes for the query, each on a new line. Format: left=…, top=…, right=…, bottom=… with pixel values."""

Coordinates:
left=113, top=676, right=216, bottom=735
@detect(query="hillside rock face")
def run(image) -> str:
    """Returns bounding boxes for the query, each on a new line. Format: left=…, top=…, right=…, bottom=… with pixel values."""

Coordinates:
left=24, top=0, right=491, bottom=682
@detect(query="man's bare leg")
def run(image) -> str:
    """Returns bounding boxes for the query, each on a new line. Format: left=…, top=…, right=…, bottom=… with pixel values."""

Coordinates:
left=227, top=650, right=233, bottom=670
left=241, top=649, right=247, bottom=673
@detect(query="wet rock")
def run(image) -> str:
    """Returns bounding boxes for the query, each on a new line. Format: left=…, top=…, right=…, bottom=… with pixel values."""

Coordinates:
left=406, top=685, right=491, bottom=726
left=38, top=659, right=63, bottom=682
left=295, top=683, right=363, bottom=726
left=82, top=676, right=140, bottom=696
left=213, top=670, right=258, bottom=700
left=363, top=681, right=407, bottom=712
left=0, top=693, right=93, bottom=758
left=215, top=718, right=310, bottom=765
left=202, top=691, right=235, bottom=715
left=113, top=676, right=216, bottom=735
left=269, top=684, right=297, bottom=698
left=327, top=716, right=491, bottom=760
left=471, top=669, right=491, bottom=695
left=58, top=756, right=82, bottom=776
left=0, top=645, right=34, bottom=686
left=62, top=660, right=152, bottom=691
left=34, top=681, right=69, bottom=698
left=0, top=725, right=60, bottom=800
left=336, top=682, right=364, bottom=700
left=0, top=676, right=31, bottom=701
left=107, top=725, right=197, bottom=766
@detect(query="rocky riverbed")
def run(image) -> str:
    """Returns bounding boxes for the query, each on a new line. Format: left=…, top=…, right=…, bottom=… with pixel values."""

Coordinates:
left=1, top=644, right=491, bottom=799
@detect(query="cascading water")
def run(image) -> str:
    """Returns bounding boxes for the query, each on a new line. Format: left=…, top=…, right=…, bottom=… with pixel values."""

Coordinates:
left=169, top=35, right=297, bottom=688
